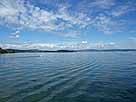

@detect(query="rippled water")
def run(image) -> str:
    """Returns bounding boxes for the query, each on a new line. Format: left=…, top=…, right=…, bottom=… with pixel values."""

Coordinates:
left=0, top=52, right=136, bottom=102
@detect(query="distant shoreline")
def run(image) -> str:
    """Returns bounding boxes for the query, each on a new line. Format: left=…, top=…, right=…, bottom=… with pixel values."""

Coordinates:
left=1, top=48, right=136, bottom=54
left=0, top=48, right=15, bottom=54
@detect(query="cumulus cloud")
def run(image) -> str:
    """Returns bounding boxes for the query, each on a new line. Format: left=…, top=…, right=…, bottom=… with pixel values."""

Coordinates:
left=0, top=41, right=118, bottom=50
left=111, top=2, right=136, bottom=17
left=0, top=0, right=135, bottom=37
left=0, top=0, right=91, bottom=37
left=77, top=0, right=136, bottom=34
left=9, top=30, right=20, bottom=39
left=81, top=41, right=88, bottom=44
left=1, top=40, right=136, bottom=50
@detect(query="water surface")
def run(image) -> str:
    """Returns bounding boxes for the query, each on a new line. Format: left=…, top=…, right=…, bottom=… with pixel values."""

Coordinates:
left=0, top=52, right=136, bottom=102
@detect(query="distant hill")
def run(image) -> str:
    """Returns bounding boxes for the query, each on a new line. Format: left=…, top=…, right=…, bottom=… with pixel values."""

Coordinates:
left=5, top=49, right=77, bottom=53
left=78, top=49, right=136, bottom=52
left=1, top=48, right=136, bottom=54
left=0, top=48, right=15, bottom=54
left=0, top=48, right=77, bottom=54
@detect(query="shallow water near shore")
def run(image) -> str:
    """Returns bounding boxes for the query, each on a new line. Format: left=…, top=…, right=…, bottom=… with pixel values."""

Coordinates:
left=0, top=52, right=136, bottom=102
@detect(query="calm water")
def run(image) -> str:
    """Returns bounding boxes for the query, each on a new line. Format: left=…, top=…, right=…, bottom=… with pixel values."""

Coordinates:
left=0, top=52, right=136, bottom=102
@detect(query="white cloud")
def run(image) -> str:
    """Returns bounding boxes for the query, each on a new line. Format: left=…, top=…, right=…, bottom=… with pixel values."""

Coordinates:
left=1, top=40, right=136, bottom=50
left=128, top=37, right=136, bottom=41
left=10, top=30, right=20, bottom=39
left=111, top=5, right=136, bottom=17
left=0, top=43, right=58, bottom=50
left=0, top=42, right=118, bottom=50
left=81, top=41, right=88, bottom=44
left=0, top=0, right=135, bottom=37
left=77, top=0, right=136, bottom=34
left=0, top=0, right=91, bottom=37
left=89, top=0, right=115, bottom=9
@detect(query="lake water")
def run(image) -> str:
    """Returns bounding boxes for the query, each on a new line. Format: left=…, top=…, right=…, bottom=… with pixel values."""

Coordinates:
left=0, top=52, right=136, bottom=102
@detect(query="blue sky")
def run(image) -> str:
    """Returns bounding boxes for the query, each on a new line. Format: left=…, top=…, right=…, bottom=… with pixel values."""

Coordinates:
left=0, top=0, right=136, bottom=50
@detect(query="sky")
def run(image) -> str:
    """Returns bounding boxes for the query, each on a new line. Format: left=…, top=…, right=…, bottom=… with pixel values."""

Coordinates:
left=0, top=0, right=136, bottom=50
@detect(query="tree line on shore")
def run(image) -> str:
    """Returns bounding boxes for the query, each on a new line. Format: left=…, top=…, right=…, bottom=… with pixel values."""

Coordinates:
left=0, top=48, right=15, bottom=54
